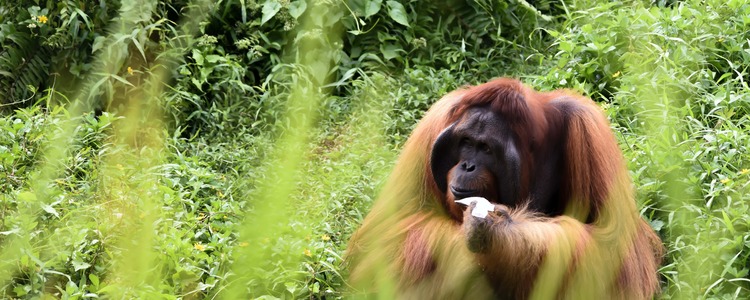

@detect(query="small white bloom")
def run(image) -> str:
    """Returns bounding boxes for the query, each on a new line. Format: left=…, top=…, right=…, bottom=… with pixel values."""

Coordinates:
left=455, top=197, right=495, bottom=218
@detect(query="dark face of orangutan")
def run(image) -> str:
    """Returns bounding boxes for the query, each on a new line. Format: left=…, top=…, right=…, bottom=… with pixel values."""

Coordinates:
left=431, top=107, right=521, bottom=206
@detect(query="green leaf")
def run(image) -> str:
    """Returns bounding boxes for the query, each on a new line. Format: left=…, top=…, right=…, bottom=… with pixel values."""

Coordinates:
left=89, top=274, right=100, bottom=287
left=18, top=191, right=36, bottom=202
left=192, top=49, right=204, bottom=65
left=110, top=74, right=134, bottom=87
left=91, top=36, right=106, bottom=53
left=240, top=0, right=247, bottom=23
left=0, top=228, right=20, bottom=236
left=13, top=285, right=30, bottom=297
left=386, top=1, right=409, bottom=27
left=262, top=0, right=283, bottom=25
left=380, top=44, right=403, bottom=60
left=66, top=281, right=78, bottom=294
left=285, top=282, right=296, bottom=294
left=191, top=78, right=203, bottom=91
left=41, top=204, right=59, bottom=217
left=650, top=219, right=664, bottom=231
left=721, top=211, right=735, bottom=234
left=515, top=0, right=552, bottom=21
left=205, top=55, right=222, bottom=63
left=364, top=0, right=383, bottom=18
left=72, top=260, right=91, bottom=271
left=289, top=0, right=307, bottom=19
left=559, top=41, right=574, bottom=52
left=130, top=34, right=146, bottom=60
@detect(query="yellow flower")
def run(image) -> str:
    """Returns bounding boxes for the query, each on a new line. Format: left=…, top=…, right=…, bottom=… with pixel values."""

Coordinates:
left=127, top=67, right=134, bottom=75
left=239, top=242, right=249, bottom=247
left=740, top=169, right=749, bottom=175
left=197, top=213, right=206, bottom=220
left=321, top=234, right=330, bottom=241
left=218, top=191, right=225, bottom=198
left=720, top=178, right=730, bottom=184
left=194, top=243, right=206, bottom=251
left=37, top=15, right=48, bottom=24
left=304, top=249, right=312, bottom=257
left=612, top=71, right=621, bottom=78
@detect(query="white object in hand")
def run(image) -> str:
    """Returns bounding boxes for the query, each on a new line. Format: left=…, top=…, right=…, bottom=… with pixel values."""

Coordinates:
left=455, top=197, right=495, bottom=219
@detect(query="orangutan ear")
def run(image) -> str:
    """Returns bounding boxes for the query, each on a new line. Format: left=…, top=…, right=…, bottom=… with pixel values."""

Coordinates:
left=430, top=123, right=458, bottom=194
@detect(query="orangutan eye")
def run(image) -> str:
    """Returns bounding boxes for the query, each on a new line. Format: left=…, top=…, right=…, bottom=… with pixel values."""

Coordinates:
left=478, top=143, right=491, bottom=153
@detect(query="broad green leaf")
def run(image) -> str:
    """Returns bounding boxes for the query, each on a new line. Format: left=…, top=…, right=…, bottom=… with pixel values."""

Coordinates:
left=364, top=0, right=383, bottom=18
left=205, top=54, right=222, bottom=63
left=289, top=0, right=307, bottom=19
left=191, top=78, right=203, bottom=91
left=192, top=49, right=204, bottom=65
left=65, top=281, right=77, bottom=294
left=72, top=260, right=91, bottom=271
left=285, top=282, right=297, bottom=294
left=559, top=41, right=574, bottom=52
left=13, top=285, right=29, bottom=297
left=41, top=204, right=59, bottom=217
left=261, top=0, right=282, bottom=25
left=650, top=219, right=664, bottom=231
left=380, top=43, right=403, bottom=60
left=89, top=274, right=100, bottom=287
left=91, top=36, right=106, bottom=53
left=386, top=1, right=409, bottom=27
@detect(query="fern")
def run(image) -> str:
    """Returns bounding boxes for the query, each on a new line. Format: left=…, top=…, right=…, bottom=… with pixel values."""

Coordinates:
left=0, top=29, right=50, bottom=110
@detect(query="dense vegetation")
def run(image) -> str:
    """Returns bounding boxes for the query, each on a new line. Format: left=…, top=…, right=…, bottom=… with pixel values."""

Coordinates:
left=1, top=0, right=749, bottom=298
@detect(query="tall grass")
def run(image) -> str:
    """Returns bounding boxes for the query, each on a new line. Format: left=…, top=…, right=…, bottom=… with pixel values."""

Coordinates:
left=221, top=1, right=347, bottom=297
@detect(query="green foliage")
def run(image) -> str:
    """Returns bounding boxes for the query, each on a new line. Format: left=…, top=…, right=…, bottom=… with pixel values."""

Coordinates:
left=0, top=1, right=121, bottom=109
left=2, top=0, right=750, bottom=298
left=0, top=106, right=47, bottom=193
left=342, top=0, right=554, bottom=75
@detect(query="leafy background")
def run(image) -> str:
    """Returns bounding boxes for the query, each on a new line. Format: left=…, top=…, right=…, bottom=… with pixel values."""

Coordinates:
left=1, top=0, right=749, bottom=298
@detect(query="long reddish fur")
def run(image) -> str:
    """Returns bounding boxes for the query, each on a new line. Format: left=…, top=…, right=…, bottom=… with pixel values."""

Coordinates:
left=346, top=78, right=663, bottom=299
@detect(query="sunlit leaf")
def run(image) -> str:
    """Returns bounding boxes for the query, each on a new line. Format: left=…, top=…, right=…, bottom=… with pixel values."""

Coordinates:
left=262, top=0, right=282, bottom=25
left=289, top=0, right=307, bottom=19
left=364, top=0, right=383, bottom=18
